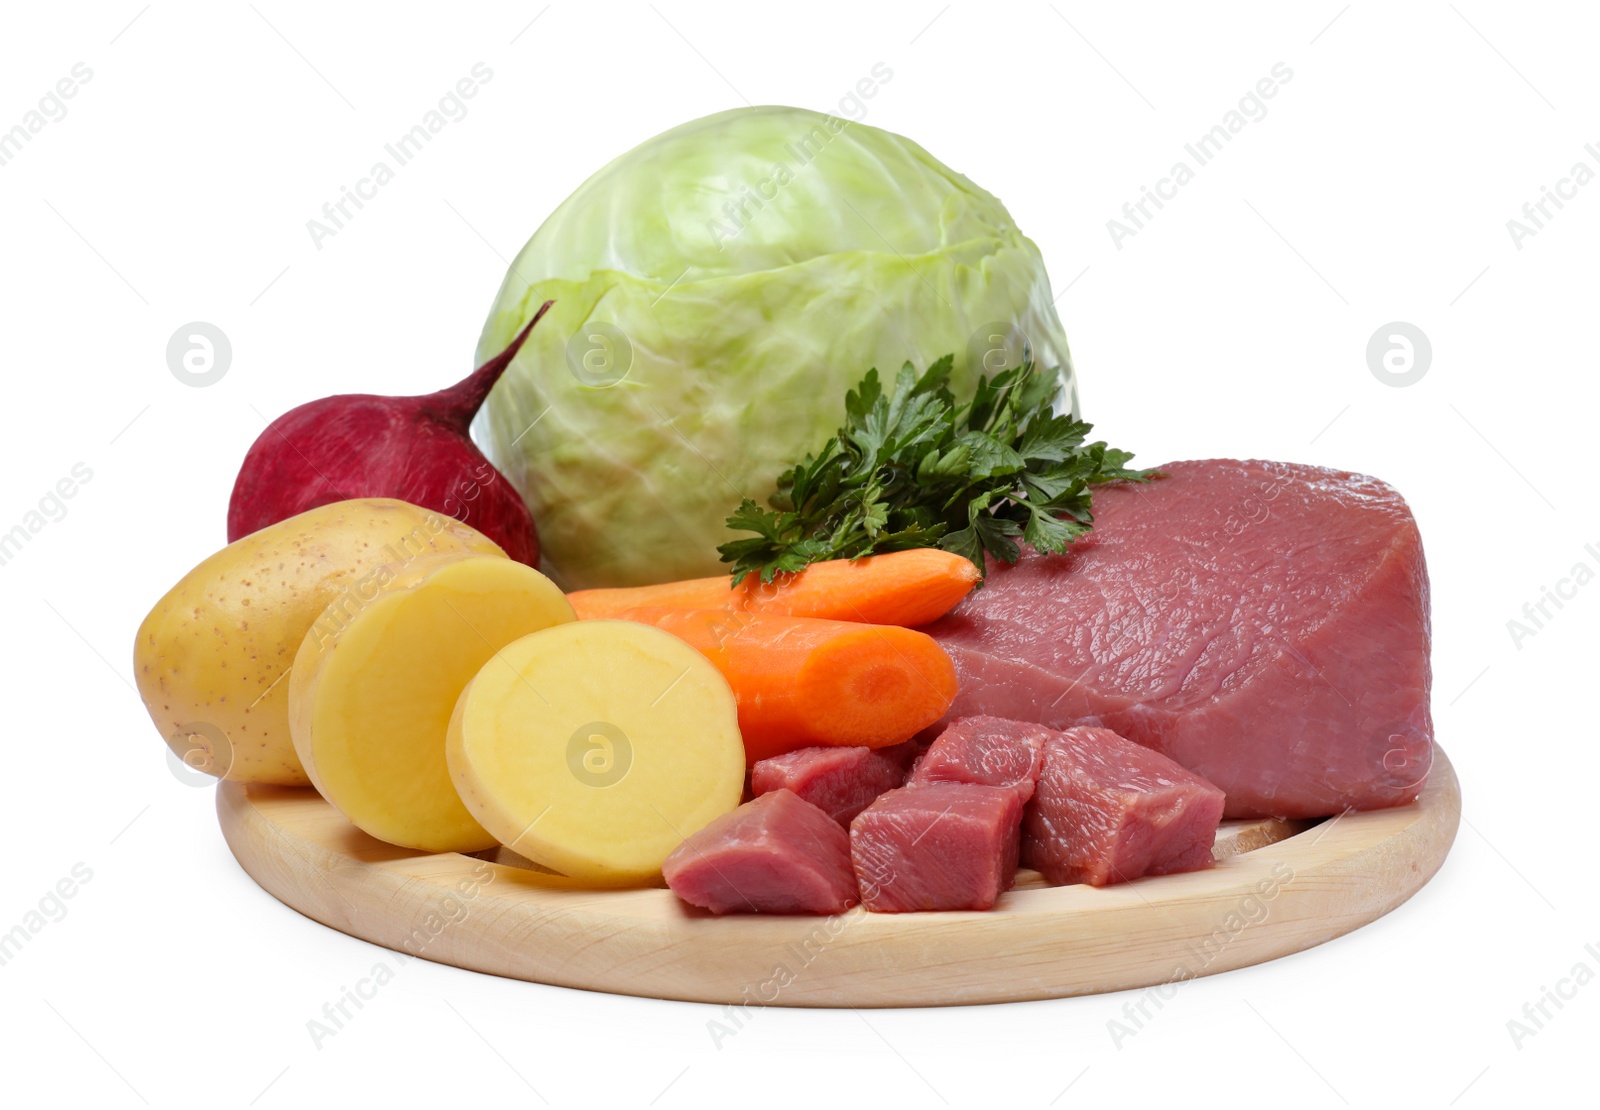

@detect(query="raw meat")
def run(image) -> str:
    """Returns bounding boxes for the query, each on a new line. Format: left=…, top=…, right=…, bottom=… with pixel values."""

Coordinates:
left=750, top=742, right=915, bottom=825
left=908, top=715, right=1051, bottom=801
left=663, top=789, right=857, bottom=915
left=922, top=459, right=1433, bottom=818
left=1023, top=726, right=1226, bottom=886
left=850, top=783, right=1024, bottom=912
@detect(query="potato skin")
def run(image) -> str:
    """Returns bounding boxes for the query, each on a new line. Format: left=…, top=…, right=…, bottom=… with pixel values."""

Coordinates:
left=133, top=499, right=504, bottom=784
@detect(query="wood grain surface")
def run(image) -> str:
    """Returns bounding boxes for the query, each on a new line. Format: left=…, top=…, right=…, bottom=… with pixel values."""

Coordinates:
left=217, top=747, right=1459, bottom=1006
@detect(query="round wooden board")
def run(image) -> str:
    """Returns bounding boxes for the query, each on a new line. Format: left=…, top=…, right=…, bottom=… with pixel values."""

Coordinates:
left=217, top=747, right=1459, bottom=1007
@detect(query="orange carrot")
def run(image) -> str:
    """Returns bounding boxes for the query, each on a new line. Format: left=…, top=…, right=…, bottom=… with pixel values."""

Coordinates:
left=615, top=606, right=959, bottom=764
left=567, top=576, right=734, bottom=620
left=568, top=549, right=979, bottom=627
left=743, top=549, right=979, bottom=626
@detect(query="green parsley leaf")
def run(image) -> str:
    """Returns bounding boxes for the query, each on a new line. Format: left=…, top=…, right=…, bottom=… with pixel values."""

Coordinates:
left=718, top=353, right=1156, bottom=584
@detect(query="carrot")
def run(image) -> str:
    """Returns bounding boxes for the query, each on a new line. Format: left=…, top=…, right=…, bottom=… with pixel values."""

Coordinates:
left=566, top=576, right=734, bottom=620
left=615, top=606, right=959, bottom=764
left=743, top=549, right=980, bottom=626
left=567, top=549, right=979, bottom=627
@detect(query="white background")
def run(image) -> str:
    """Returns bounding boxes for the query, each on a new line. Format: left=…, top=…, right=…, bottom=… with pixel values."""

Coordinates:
left=0, top=2, right=1593, bottom=1107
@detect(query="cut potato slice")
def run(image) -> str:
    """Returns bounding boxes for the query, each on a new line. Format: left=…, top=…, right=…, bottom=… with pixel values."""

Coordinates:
left=289, top=553, right=574, bottom=852
left=447, top=620, right=744, bottom=885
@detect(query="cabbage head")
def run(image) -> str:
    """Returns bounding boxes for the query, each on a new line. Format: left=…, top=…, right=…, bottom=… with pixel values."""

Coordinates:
left=475, top=105, right=1076, bottom=589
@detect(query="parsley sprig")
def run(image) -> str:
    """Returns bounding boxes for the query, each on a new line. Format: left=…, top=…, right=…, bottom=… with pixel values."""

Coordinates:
left=718, top=354, right=1154, bottom=585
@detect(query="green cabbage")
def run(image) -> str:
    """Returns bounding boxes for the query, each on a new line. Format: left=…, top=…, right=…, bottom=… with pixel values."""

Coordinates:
left=475, top=105, right=1076, bottom=589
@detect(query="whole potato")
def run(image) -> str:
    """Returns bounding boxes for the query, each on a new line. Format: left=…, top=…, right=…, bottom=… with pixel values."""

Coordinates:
left=134, top=499, right=505, bottom=784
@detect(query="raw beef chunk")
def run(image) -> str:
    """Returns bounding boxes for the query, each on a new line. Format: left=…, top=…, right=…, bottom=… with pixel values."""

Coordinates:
left=850, top=783, right=1024, bottom=912
left=907, top=715, right=1051, bottom=801
left=750, top=742, right=914, bottom=825
left=664, top=789, right=857, bottom=914
left=1023, top=726, right=1226, bottom=887
left=924, top=459, right=1433, bottom=818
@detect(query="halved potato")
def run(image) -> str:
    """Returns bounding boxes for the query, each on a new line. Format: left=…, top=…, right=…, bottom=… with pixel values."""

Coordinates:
left=288, top=552, right=573, bottom=852
left=134, top=499, right=505, bottom=785
left=447, top=620, right=744, bottom=885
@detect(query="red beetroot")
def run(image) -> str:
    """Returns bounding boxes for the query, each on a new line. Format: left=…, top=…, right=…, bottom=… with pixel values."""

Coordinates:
left=226, top=300, right=554, bottom=565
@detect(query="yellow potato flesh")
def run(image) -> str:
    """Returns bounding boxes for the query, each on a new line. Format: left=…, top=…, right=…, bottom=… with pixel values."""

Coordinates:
left=447, top=620, right=744, bottom=885
left=290, top=554, right=575, bottom=853
left=133, top=499, right=504, bottom=785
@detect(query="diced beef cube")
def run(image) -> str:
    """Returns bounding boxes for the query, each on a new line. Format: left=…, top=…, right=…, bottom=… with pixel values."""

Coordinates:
left=907, top=715, right=1051, bottom=801
left=750, top=742, right=915, bottom=825
left=850, top=783, right=1024, bottom=912
left=1023, top=726, right=1226, bottom=887
left=663, top=789, right=857, bottom=915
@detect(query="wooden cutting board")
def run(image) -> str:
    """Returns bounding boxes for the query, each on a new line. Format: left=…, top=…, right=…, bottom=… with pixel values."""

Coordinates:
left=217, top=746, right=1459, bottom=1007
